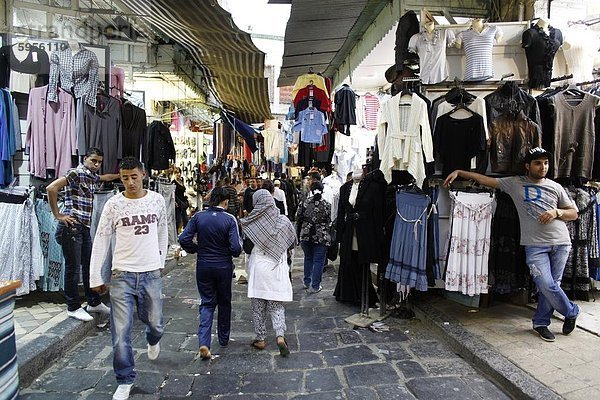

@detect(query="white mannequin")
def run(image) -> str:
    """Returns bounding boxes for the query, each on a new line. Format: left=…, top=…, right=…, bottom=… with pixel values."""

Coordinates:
left=12, top=37, right=30, bottom=62
left=351, top=168, right=363, bottom=182
left=536, top=18, right=550, bottom=35
left=472, top=18, right=485, bottom=33
left=68, top=39, right=80, bottom=54
left=424, top=21, right=435, bottom=37
left=422, top=10, right=436, bottom=38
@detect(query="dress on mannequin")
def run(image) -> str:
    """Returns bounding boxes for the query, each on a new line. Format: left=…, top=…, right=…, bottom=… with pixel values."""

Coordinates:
left=0, top=38, right=50, bottom=92
left=333, top=169, right=386, bottom=306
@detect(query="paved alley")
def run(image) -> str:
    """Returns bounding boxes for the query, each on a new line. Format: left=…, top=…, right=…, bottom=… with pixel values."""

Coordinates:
left=19, top=254, right=510, bottom=400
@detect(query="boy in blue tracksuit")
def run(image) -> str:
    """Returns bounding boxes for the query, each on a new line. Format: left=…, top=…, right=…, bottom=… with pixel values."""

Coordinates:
left=179, top=186, right=242, bottom=360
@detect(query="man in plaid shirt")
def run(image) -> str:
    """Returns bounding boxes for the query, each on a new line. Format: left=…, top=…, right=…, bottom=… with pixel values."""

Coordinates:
left=47, top=147, right=120, bottom=321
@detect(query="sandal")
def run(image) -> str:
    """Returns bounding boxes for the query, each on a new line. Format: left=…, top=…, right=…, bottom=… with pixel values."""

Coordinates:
left=276, top=336, right=290, bottom=357
left=251, top=339, right=266, bottom=350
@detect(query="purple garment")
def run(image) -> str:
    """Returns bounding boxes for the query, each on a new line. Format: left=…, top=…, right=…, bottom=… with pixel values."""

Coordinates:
left=26, top=86, right=76, bottom=178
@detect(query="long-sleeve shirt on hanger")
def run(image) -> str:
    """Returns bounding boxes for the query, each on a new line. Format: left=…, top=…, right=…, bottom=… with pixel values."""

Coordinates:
left=26, top=86, right=77, bottom=179
left=110, top=66, right=125, bottom=97
left=434, top=112, right=486, bottom=178
left=48, top=46, right=99, bottom=108
left=121, top=102, right=147, bottom=160
left=80, top=96, right=122, bottom=174
left=146, top=120, right=176, bottom=171
left=334, top=85, right=357, bottom=135
left=378, top=94, right=433, bottom=186
left=293, top=86, right=332, bottom=112
left=362, top=93, right=380, bottom=131
left=435, top=96, right=489, bottom=139
left=293, top=108, right=327, bottom=144
left=262, top=127, right=283, bottom=162
left=291, top=73, right=329, bottom=99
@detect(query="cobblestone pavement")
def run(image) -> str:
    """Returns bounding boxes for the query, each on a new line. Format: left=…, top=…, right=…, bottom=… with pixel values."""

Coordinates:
left=20, top=254, right=511, bottom=400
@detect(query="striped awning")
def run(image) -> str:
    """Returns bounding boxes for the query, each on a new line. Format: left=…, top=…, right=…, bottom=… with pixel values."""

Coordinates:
left=120, top=0, right=272, bottom=123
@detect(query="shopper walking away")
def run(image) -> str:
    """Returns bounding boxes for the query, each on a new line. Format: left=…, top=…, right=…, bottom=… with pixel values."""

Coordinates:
left=444, top=147, right=580, bottom=342
left=47, top=147, right=119, bottom=322
left=179, top=187, right=242, bottom=360
left=240, top=189, right=296, bottom=356
left=273, top=179, right=289, bottom=216
left=172, top=166, right=189, bottom=233
left=296, top=181, right=332, bottom=293
left=89, top=157, right=168, bottom=400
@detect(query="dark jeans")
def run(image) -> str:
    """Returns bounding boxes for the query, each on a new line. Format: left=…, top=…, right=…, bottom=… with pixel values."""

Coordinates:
left=196, top=265, right=233, bottom=349
left=301, top=241, right=327, bottom=290
left=55, top=223, right=100, bottom=311
left=175, top=203, right=189, bottom=232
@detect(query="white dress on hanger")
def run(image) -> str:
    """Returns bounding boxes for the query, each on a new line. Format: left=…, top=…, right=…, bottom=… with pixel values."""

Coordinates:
left=444, top=192, right=495, bottom=296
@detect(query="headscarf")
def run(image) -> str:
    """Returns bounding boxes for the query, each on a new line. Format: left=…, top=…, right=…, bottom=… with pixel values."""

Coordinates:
left=239, top=189, right=296, bottom=261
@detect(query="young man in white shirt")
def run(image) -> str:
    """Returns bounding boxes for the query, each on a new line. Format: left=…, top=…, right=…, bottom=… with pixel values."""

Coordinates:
left=89, top=157, right=168, bottom=400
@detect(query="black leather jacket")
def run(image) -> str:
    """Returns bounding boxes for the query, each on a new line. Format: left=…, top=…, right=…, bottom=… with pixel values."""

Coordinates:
left=485, top=81, right=541, bottom=129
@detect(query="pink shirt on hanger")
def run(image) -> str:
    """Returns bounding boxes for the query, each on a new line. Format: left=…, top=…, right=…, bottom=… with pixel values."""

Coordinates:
left=26, top=86, right=77, bottom=178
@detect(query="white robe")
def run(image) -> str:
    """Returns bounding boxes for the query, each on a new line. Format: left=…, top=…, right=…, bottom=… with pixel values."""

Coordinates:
left=247, top=252, right=293, bottom=302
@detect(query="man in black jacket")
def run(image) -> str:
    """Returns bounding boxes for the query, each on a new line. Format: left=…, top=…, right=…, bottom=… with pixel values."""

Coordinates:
left=243, top=177, right=258, bottom=216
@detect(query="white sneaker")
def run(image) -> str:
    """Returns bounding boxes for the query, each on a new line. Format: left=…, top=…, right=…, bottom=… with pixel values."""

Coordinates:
left=112, top=383, right=133, bottom=400
left=67, top=307, right=94, bottom=322
left=86, top=302, right=111, bottom=314
left=147, top=342, right=160, bottom=360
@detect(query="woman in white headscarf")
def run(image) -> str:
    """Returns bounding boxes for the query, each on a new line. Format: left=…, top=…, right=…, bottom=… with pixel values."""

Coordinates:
left=239, top=189, right=297, bottom=357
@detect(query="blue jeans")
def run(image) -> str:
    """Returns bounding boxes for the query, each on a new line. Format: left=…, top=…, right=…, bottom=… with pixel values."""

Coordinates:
left=109, top=270, right=164, bottom=384
left=301, top=241, right=327, bottom=290
left=56, top=223, right=100, bottom=311
left=196, top=265, right=233, bottom=349
left=525, top=245, right=580, bottom=328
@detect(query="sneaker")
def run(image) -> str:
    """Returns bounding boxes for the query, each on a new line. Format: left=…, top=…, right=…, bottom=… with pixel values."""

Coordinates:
left=147, top=342, right=160, bottom=360
left=303, top=283, right=309, bottom=289
left=87, top=302, right=111, bottom=314
left=112, top=384, right=132, bottom=400
left=563, top=312, right=579, bottom=335
left=534, top=326, right=555, bottom=342
left=67, top=307, right=94, bottom=322
left=308, top=285, right=322, bottom=294
left=199, top=345, right=211, bottom=360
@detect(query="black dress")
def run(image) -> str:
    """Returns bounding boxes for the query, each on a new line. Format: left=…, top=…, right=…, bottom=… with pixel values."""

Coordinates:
left=334, top=170, right=386, bottom=306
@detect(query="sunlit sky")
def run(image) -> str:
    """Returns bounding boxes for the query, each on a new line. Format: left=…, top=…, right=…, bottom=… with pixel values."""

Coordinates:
left=218, top=0, right=290, bottom=65
left=218, top=0, right=291, bottom=37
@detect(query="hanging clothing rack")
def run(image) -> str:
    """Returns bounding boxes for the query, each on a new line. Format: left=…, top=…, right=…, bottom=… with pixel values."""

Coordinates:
left=551, top=74, right=573, bottom=83
left=576, top=78, right=600, bottom=86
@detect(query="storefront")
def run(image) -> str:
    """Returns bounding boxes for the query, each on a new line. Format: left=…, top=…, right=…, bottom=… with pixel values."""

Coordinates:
left=274, top=0, right=600, bottom=312
left=0, top=0, right=281, bottom=294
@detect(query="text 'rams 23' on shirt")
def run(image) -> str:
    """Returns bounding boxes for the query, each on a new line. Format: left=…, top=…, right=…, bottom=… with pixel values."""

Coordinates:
left=89, top=190, right=168, bottom=287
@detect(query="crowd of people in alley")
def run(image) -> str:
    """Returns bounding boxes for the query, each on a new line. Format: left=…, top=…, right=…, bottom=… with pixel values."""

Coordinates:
left=46, top=143, right=581, bottom=400
left=49, top=147, right=345, bottom=400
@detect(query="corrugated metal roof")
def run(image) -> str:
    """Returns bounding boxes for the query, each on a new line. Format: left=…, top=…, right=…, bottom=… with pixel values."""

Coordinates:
left=120, top=0, right=272, bottom=123
left=278, top=0, right=388, bottom=86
